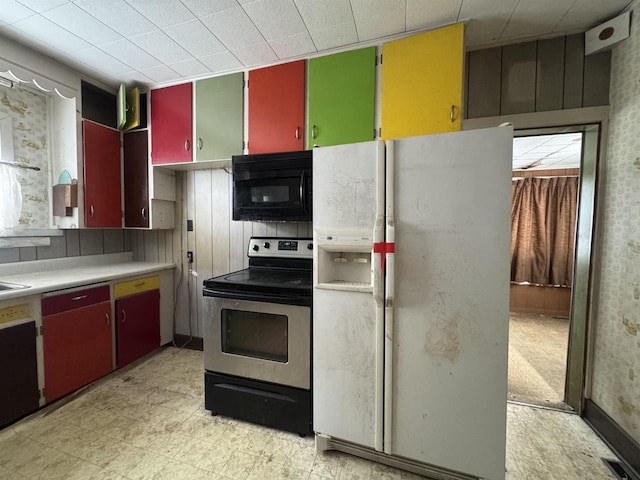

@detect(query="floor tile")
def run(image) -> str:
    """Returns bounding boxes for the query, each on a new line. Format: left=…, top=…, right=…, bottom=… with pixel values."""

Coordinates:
left=0, top=346, right=623, bottom=480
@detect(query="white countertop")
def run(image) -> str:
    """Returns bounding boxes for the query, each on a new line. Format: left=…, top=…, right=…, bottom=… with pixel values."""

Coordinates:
left=0, top=252, right=175, bottom=302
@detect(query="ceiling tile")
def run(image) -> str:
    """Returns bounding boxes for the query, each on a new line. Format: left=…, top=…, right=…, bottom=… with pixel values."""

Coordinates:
left=269, top=31, right=316, bottom=58
left=242, top=0, right=306, bottom=40
left=200, top=6, right=264, bottom=50
left=164, top=19, right=226, bottom=58
left=8, top=15, right=90, bottom=52
left=15, top=0, right=68, bottom=13
left=74, top=0, right=156, bottom=37
left=42, top=3, right=121, bottom=46
left=294, top=0, right=353, bottom=31
left=198, top=51, right=243, bottom=72
left=501, top=0, right=575, bottom=40
left=71, top=46, right=133, bottom=74
left=232, top=42, right=277, bottom=66
left=351, top=0, right=405, bottom=41
left=554, top=0, right=630, bottom=32
left=406, top=0, right=462, bottom=31
left=119, top=69, right=153, bottom=85
left=100, top=38, right=161, bottom=69
left=0, top=0, right=36, bottom=24
left=140, top=64, right=182, bottom=83
left=130, top=30, right=191, bottom=64
left=180, top=0, right=238, bottom=17
left=167, top=58, right=211, bottom=77
left=125, top=0, right=195, bottom=28
left=308, top=21, right=358, bottom=50
left=460, top=0, right=519, bottom=47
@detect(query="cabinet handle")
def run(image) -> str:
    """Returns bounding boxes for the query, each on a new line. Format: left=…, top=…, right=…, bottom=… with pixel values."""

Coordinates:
left=197, top=137, right=203, bottom=150
left=134, top=282, right=145, bottom=287
left=184, top=139, right=191, bottom=151
left=121, top=310, right=126, bottom=323
left=105, top=313, right=110, bottom=325
left=141, top=207, right=146, bottom=218
left=90, top=205, right=95, bottom=218
left=71, top=295, right=88, bottom=301
left=450, top=105, right=456, bottom=123
left=311, top=125, right=317, bottom=139
left=295, top=127, right=300, bottom=141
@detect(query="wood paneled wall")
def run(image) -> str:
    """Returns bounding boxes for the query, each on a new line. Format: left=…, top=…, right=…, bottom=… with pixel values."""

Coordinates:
left=166, top=170, right=311, bottom=338
left=0, top=229, right=135, bottom=264
left=510, top=284, right=571, bottom=317
left=466, top=34, right=611, bottom=118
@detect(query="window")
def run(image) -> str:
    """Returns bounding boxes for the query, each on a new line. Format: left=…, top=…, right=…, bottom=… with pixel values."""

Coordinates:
left=0, top=82, right=53, bottom=238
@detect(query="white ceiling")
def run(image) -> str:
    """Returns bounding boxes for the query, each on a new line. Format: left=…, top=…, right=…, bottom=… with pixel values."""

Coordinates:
left=513, top=133, right=582, bottom=171
left=0, top=0, right=633, bottom=88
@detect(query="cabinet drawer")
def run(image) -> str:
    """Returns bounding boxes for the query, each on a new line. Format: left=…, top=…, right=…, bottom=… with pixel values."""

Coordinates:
left=113, top=276, right=160, bottom=299
left=42, top=285, right=110, bottom=316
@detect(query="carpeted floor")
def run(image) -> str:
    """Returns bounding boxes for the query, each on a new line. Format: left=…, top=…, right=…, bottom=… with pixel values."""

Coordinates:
left=508, top=312, right=570, bottom=408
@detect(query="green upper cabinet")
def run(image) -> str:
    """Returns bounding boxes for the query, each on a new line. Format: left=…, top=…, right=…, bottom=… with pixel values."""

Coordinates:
left=195, top=73, right=244, bottom=161
left=307, top=47, right=376, bottom=148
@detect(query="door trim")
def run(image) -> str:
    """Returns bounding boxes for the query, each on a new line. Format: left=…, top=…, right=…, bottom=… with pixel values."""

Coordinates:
left=464, top=106, right=609, bottom=414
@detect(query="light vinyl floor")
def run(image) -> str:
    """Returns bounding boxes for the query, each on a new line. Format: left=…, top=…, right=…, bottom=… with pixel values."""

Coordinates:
left=0, top=347, right=618, bottom=480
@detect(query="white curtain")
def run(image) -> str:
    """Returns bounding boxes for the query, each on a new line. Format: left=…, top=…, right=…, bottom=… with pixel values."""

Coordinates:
left=0, top=164, right=22, bottom=230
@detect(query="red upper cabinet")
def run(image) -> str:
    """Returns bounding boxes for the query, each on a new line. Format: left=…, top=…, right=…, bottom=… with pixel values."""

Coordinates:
left=151, top=83, right=192, bottom=164
left=248, top=60, right=305, bottom=154
left=83, top=120, right=122, bottom=228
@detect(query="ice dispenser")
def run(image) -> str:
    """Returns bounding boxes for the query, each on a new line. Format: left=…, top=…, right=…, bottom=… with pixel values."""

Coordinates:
left=313, top=229, right=373, bottom=292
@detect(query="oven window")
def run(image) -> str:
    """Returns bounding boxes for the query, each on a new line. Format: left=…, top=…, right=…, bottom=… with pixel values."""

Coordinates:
left=221, top=309, right=288, bottom=363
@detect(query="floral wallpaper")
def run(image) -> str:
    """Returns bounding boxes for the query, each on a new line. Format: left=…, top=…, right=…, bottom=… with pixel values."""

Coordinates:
left=0, top=84, right=50, bottom=231
left=591, top=11, right=640, bottom=443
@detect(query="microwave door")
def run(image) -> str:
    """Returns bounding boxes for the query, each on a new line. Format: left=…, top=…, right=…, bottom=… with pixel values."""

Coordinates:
left=233, top=176, right=309, bottom=221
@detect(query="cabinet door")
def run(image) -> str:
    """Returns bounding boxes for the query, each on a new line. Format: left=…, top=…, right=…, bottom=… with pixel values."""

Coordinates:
left=116, top=289, right=160, bottom=368
left=83, top=120, right=122, bottom=227
left=123, top=130, right=150, bottom=228
left=151, top=83, right=192, bottom=164
left=0, top=322, right=39, bottom=427
left=381, top=23, right=464, bottom=139
left=195, top=73, right=244, bottom=161
left=308, top=47, right=376, bottom=148
left=43, top=302, right=113, bottom=402
left=248, top=61, right=305, bottom=153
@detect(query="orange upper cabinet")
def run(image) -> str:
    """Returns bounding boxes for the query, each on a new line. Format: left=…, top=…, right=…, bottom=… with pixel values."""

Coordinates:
left=150, top=83, right=192, bottom=165
left=381, top=23, right=464, bottom=139
left=248, top=61, right=305, bottom=154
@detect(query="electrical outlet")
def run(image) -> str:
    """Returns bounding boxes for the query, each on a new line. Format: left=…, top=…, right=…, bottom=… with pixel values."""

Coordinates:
left=187, top=251, right=193, bottom=263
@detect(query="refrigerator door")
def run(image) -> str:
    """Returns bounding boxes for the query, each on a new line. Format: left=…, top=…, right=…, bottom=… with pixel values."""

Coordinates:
left=313, top=140, right=385, bottom=449
left=388, top=127, right=512, bottom=480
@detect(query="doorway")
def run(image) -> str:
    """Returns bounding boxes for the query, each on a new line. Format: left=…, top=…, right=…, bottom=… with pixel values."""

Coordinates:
left=507, top=125, right=599, bottom=412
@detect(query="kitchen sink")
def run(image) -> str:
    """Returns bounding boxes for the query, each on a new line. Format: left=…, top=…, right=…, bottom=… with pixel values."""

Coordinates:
left=0, top=281, right=30, bottom=291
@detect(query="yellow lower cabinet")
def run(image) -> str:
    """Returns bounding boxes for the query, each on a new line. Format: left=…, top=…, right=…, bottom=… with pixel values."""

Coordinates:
left=381, top=23, right=464, bottom=139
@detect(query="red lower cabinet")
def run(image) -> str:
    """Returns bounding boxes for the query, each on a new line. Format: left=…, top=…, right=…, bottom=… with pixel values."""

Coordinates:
left=43, top=300, right=113, bottom=403
left=116, top=289, right=160, bottom=368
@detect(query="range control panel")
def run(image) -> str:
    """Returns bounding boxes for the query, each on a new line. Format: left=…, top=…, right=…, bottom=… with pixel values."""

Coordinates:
left=248, top=237, right=313, bottom=259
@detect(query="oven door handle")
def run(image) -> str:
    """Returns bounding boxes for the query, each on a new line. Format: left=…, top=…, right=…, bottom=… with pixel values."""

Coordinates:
left=204, top=289, right=311, bottom=306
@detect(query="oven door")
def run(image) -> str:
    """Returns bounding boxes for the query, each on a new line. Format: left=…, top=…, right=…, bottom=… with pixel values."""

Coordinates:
left=203, top=296, right=311, bottom=390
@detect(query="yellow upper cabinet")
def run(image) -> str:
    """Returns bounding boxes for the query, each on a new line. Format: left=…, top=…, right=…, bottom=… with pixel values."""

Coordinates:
left=381, top=23, right=464, bottom=139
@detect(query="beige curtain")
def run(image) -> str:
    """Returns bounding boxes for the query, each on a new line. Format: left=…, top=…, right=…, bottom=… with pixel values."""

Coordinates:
left=511, top=177, right=578, bottom=286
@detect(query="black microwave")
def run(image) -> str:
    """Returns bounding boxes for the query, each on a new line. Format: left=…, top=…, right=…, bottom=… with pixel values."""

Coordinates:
left=232, top=150, right=312, bottom=222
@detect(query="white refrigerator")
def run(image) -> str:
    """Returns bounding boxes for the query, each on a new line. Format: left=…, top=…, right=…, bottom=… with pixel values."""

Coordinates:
left=312, top=127, right=513, bottom=480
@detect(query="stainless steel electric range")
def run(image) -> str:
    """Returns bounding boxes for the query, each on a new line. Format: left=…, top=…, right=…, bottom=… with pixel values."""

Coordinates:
left=202, top=237, right=313, bottom=436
